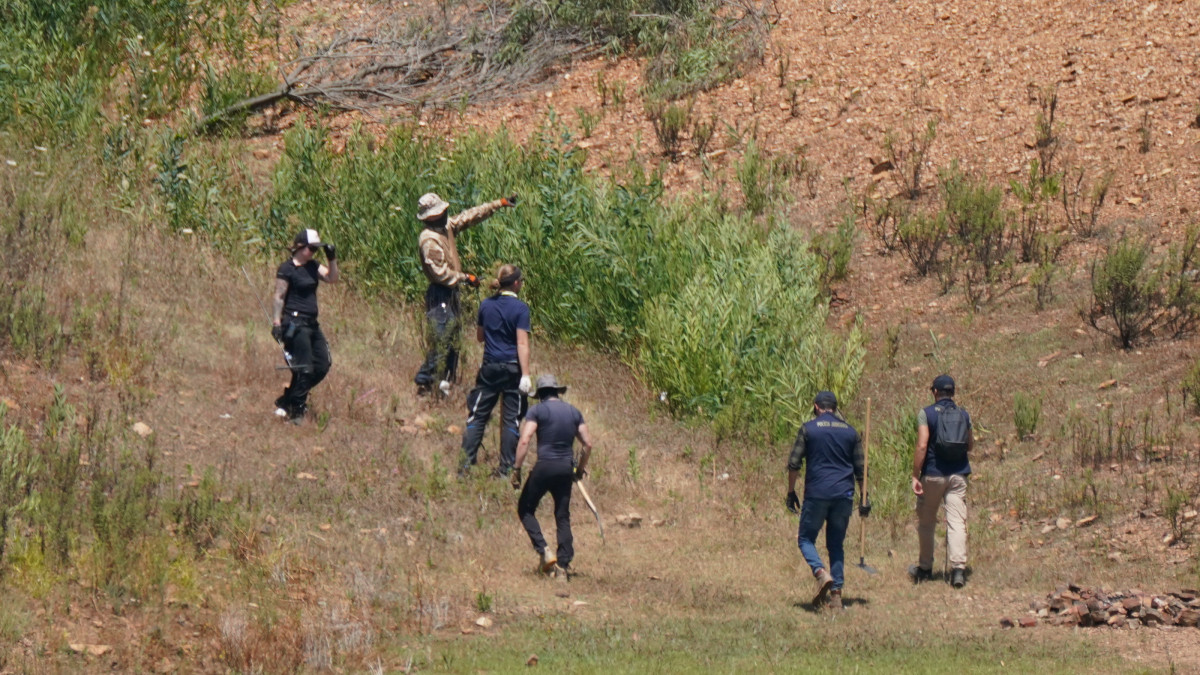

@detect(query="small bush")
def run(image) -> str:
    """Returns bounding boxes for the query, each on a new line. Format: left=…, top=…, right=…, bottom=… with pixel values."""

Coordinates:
left=690, top=114, right=715, bottom=157
left=1164, top=487, right=1192, bottom=542
left=1085, top=227, right=1200, bottom=348
left=1158, top=225, right=1200, bottom=339
left=896, top=211, right=949, bottom=277
left=811, top=212, right=856, bottom=294
left=1032, top=84, right=1060, bottom=174
left=1010, top=159, right=1061, bottom=262
left=1182, top=356, right=1200, bottom=414
left=862, top=195, right=906, bottom=252
left=1061, top=167, right=1114, bottom=238
left=1085, top=236, right=1159, bottom=349
left=883, top=119, right=938, bottom=200
left=736, top=138, right=789, bottom=216
left=200, top=64, right=277, bottom=133
left=646, top=99, right=691, bottom=160
left=575, top=106, right=602, bottom=138
left=1029, top=259, right=1059, bottom=311
left=171, top=468, right=230, bottom=555
left=883, top=322, right=902, bottom=369
left=941, top=164, right=1011, bottom=285
left=1013, top=393, right=1041, bottom=441
left=1137, top=110, right=1153, bottom=154
left=0, top=409, right=37, bottom=572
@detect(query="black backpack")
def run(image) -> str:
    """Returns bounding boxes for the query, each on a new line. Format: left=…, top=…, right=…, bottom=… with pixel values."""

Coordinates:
left=933, top=402, right=970, bottom=464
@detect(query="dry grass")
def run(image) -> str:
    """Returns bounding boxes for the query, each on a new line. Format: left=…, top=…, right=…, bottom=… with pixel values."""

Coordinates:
left=1, top=191, right=1196, bottom=671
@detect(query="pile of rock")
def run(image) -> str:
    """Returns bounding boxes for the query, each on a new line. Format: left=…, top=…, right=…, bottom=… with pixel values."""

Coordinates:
left=1002, top=584, right=1200, bottom=629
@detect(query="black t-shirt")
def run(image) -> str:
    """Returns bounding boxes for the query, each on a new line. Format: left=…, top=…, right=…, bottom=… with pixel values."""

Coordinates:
left=277, top=260, right=321, bottom=318
left=526, top=399, right=584, bottom=463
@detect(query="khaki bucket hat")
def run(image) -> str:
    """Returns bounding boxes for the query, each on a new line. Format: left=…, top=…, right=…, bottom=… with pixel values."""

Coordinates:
left=417, top=192, right=450, bottom=221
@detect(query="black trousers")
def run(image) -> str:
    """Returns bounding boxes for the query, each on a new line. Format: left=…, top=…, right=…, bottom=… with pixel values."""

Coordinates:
left=518, top=460, right=574, bottom=567
left=460, top=362, right=527, bottom=473
left=276, top=319, right=331, bottom=416
left=414, top=285, right=461, bottom=386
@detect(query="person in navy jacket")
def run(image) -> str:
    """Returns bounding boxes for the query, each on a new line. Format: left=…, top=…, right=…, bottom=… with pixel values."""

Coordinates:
left=786, top=391, right=869, bottom=610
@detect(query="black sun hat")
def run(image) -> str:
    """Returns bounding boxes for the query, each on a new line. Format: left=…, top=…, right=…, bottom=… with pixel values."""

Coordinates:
left=535, top=374, right=568, bottom=396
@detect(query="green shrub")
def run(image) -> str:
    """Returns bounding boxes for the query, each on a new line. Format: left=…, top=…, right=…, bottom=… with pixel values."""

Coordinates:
left=1084, top=225, right=1200, bottom=348
left=1080, top=229, right=1200, bottom=348
left=883, top=119, right=937, bottom=200
left=0, top=409, right=37, bottom=573
left=170, top=468, right=231, bottom=555
left=1182, top=356, right=1200, bottom=414
left=1061, top=167, right=1113, bottom=239
left=646, top=99, right=691, bottom=160
left=1013, top=392, right=1041, bottom=441
left=1086, top=235, right=1158, bottom=349
left=1009, top=159, right=1061, bottom=263
left=34, top=387, right=81, bottom=567
left=736, top=138, right=790, bottom=217
left=200, top=64, right=278, bottom=133
left=1159, top=224, right=1200, bottom=339
left=896, top=211, right=949, bottom=277
left=810, top=212, right=856, bottom=294
left=88, top=443, right=163, bottom=595
left=575, top=106, right=603, bottom=139
left=941, top=163, right=1011, bottom=284
left=1164, top=487, right=1192, bottom=542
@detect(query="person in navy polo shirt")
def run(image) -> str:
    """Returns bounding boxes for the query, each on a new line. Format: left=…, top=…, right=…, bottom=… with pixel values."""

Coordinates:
left=459, top=264, right=532, bottom=476
left=786, top=391, right=868, bottom=610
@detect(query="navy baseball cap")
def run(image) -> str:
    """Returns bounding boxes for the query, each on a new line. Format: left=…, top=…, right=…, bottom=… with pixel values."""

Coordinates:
left=814, top=391, right=838, bottom=409
left=931, top=375, right=956, bottom=393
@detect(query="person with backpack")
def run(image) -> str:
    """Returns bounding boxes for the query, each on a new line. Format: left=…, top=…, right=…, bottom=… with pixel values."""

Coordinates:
left=785, top=391, right=869, bottom=610
left=459, top=264, right=532, bottom=477
left=413, top=191, right=518, bottom=397
left=272, top=229, right=339, bottom=424
left=510, top=374, right=594, bottom=580
left=908, top=374, right=973, bottom=588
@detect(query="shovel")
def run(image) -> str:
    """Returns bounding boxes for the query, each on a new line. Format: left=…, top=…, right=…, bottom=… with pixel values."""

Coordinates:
left=575, top=480, right=605, bottom=545
left=857, top=397, right=878, bottom=575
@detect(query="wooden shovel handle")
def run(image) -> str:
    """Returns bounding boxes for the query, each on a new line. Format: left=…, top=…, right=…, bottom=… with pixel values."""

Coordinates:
left=861, top=398, right=871, bottom=555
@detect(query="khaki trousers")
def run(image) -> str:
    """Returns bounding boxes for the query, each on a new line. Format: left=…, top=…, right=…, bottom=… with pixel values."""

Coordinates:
left=916, top=474, right=968, bottom=571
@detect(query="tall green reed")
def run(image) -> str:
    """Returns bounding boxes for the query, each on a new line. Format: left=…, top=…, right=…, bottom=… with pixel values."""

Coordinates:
left=187, top=117, right=865, bottom=441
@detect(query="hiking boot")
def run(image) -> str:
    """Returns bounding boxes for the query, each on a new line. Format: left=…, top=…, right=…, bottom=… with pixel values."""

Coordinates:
left=951, top=568, right=966, bottom=589
left=538, top=550, right=557, bottom=575
left=812, top=568, right=834, bottom=607
left=273, top=407, right=288, bottom=419
left=907, top=565, right=932, bottom=584
left=827, top=589, right=843, bottom=611
left=553, top=564, right=569, bottom=582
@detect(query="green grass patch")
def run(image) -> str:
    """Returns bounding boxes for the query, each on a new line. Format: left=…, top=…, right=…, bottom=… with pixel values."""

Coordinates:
left=425, top=614, right=1104, bottom=673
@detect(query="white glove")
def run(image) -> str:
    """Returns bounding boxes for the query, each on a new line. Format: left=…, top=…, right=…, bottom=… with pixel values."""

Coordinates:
left=518, top=375, right=532, bottom=395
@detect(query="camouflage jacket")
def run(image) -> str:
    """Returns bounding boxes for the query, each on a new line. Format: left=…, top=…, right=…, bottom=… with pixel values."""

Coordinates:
left=418, top=199, right=505, bottom=287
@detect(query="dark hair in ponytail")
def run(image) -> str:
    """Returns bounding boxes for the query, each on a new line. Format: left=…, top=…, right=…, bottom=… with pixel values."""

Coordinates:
left=490, top=264, right=523, bottom=293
